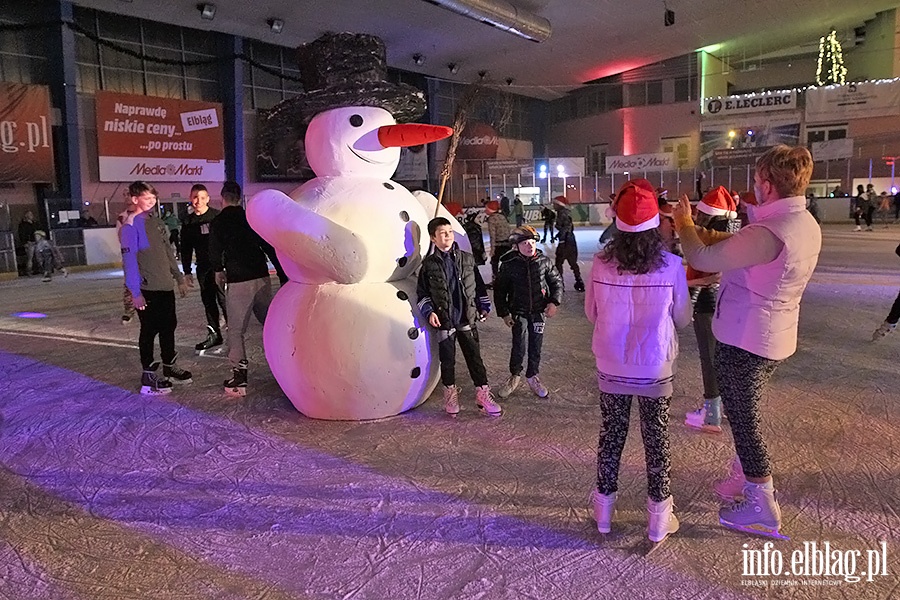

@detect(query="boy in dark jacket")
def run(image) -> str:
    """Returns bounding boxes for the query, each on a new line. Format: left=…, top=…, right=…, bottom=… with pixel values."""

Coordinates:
left=495, top=225, right=563, bottom=399
left=417, top=217, right=501, bottom=416
left=208, top=181, right=284, bottom=396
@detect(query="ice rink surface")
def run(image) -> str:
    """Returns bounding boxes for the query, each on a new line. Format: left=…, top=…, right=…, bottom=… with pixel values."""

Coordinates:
left=0, top=225, right=898, bottom=599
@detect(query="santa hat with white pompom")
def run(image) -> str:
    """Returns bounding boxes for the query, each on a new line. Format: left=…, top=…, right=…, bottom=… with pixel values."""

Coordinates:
left=697, top=186, right=738, bottom=219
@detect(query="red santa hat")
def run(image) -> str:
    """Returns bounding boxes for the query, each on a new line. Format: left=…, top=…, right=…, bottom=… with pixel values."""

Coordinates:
left=444, top=201, right=463, bottom=217
left=613, top=179, right=659, bottom=233
left=697, top=186, right=738, bottom=218
left=485, top=200, right=501, bottom=214
left=553, top=195, right=569, bottom=207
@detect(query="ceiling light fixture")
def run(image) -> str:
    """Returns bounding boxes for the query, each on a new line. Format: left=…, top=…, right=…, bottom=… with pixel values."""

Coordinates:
left=448, top=62, right=459, bottom=74
left=413, top=53, right=425, bottom=66
left=197, top=3, right=216, bottom=20
left=267, top=18, right=284, bottom=33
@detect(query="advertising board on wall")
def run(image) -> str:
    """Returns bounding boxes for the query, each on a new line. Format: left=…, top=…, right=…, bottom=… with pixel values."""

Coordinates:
left=806, top=80, right=900, bottom=122
left=0, top=82, right=55, bottom=183
left=703, top=90, right=797, bottom=117
left=605, top=152, right=676, bottom=174
left=95, top=91, right=225, bottom=182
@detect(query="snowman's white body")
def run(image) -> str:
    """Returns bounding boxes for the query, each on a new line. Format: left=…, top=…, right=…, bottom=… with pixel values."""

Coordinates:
left=248, top=106, right=467, bottom=420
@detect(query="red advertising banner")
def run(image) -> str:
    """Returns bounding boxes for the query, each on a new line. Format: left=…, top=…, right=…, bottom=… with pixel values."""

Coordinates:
left=0, top=82, right=55, bottom=183
left=95, top=91, right=225, bottom=182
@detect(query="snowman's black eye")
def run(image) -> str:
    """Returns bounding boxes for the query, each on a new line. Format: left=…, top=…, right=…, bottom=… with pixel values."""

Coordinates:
left=349, top=114, right=363, bottom=127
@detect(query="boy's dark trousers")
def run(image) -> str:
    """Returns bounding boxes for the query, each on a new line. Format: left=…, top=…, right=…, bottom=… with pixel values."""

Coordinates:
left=491, top=242, right=513, bottom=281
left=136, top=289, right=177, bottom=369
left=437, top=327, right=488, bottom=387
left=198, top=268, right=227, bottom=331
left=542, top=219, right=555, bottom=242
left=510, top=313, right=544, bottom=378
left=554, top=241, right=581, bottom=282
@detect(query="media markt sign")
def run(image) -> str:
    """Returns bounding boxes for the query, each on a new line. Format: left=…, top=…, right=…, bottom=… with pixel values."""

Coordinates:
left=704, top=90, right=797, bottom=117
left=605, top=152, right=676, bottom=174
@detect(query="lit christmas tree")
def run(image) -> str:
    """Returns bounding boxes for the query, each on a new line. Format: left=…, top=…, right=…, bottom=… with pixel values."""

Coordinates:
left=816, top=29, right=847, bottom=86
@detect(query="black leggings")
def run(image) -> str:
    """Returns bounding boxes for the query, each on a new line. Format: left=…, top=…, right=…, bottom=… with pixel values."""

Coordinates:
left=715, top=343, right=780, bottom=478
left=136, top=290, right=177, bottom=369
left=596, top=393, right=671, bottom=502
left=509, top=313, right=544, bottom=378
left=886, top=290, right=900, bottom=325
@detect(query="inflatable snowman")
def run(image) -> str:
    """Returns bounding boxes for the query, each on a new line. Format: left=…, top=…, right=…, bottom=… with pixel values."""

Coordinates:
left=248, top=33, right=469, bottom=420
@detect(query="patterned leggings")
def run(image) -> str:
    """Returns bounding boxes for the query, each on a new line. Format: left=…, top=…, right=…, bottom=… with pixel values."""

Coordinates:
left=596, top=393, right=672, bottom=502
left=715, top=343, right=781, bottom=479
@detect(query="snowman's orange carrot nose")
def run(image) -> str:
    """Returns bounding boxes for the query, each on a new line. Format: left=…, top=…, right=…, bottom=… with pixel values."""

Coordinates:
left=377, top=124, right=453, bottom=148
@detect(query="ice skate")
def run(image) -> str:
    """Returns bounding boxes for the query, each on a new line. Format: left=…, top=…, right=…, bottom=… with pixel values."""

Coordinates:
left=590, top=489, right=616, bottom=534
left=498, top=374, right=521, bottom=398
left=526, top=375, right=549, bottom=398
left=573, top=279, right=585, bottom=292
left=684, top=397, right=722, bottom=433
left=224, top=361, right=248, bottom=397
left=714, top=455, right=746, bottom=501
left=140, top=362, right=173, bottom=395
left=163, top=354, right=193, bottom=385
left=442, top=385, right=460, bottom=415
left=647, top=496, right=679, bottom=543
left=195, top=325, right=223, bottom=352
left=718, top=483, right=789, bottom=540
left=872, top=321, right=895, bottom=341
left=475, top=385, right=502, bottom=416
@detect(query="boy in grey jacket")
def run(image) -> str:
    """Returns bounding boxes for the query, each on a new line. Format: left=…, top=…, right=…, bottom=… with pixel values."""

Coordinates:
left=120, top=181, right=192, bottom=395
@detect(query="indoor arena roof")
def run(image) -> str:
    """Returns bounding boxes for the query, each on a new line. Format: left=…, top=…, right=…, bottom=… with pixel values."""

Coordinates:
left=74, top=0, right=900, bottom=100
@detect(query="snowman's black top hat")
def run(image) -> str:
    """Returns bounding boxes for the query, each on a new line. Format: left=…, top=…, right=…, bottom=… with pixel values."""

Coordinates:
left=267, top=32, right=426, bottom=127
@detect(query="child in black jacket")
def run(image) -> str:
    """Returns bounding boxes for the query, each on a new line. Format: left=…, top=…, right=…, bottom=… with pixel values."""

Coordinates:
left=495, top=225, right=563, bottom=399
left=417, top=217, right=501, bottom=417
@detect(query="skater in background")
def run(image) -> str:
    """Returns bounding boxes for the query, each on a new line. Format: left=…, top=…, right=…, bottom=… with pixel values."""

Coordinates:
left=553, top=195, right=584, bottom=292
left=494, top=225, right=562, bottom=400
left=674, top=145, right=821, bottom=539
left=485, top=200, right=513, bottom=285
left=181, top=184, right=227, bottom=351
left=18, top=210, right=38, bottom=276
left=32, top=230, right=67, bottom=282
left=512, top=195, right=525, bottom=227
left=540, top=204, right=556, bottom=243
left=585, top=178, right=692, bottom=542
left=117, top=201, right=138, bottom=324
left=462, top=211, right=487, bottom=265
left=871, top=240, right=900, bottom=341
left=682, top=186, right=739, bottom=434
left=162, top=207, right=181, bottom=259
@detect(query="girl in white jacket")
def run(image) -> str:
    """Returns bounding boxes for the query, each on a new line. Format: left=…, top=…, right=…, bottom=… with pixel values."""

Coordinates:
left=585, top=178, right=693, bottom=543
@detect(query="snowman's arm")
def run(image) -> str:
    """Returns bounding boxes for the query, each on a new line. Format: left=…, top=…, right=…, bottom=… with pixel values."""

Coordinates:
left=247, top=189, right=368, bottom=284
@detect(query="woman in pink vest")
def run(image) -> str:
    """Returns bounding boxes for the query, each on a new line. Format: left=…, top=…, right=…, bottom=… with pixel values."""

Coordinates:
left=673, top=145, right=822, bottom=539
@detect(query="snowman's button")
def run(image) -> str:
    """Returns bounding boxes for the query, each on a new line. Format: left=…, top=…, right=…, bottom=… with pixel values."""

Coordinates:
left=383, top=183, right=395, bottom=190
left=410, top=367, right=421, bottom=378
left=396, top=290, right=409, bottom=301
left=399, top=211, right=409, bottom=222
left=398, top=256, right=408, bottom=268
left=407, top=327, right=419, bottom=339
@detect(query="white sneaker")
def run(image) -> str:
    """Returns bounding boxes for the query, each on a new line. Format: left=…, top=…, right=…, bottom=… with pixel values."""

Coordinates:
left=647, top=496, right=679, bottom=543
left=475, top=385, right=502, bottom=416
left=497, top=374, right=521, bottom=398
left=714, top=455, right=746, bottom=501
left=590, top=489, right=616, bottom=534
left=443, top=385, right=460, bottom=415
left=854, top=225, right=862, bottom=231
left=872, top=321, right=896, bottom=341
left=526, top=375, right=549, bottom=398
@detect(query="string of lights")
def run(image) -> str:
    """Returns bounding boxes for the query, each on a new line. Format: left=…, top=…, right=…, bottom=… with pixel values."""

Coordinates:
left=816, top=29, right=847, bottom=86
